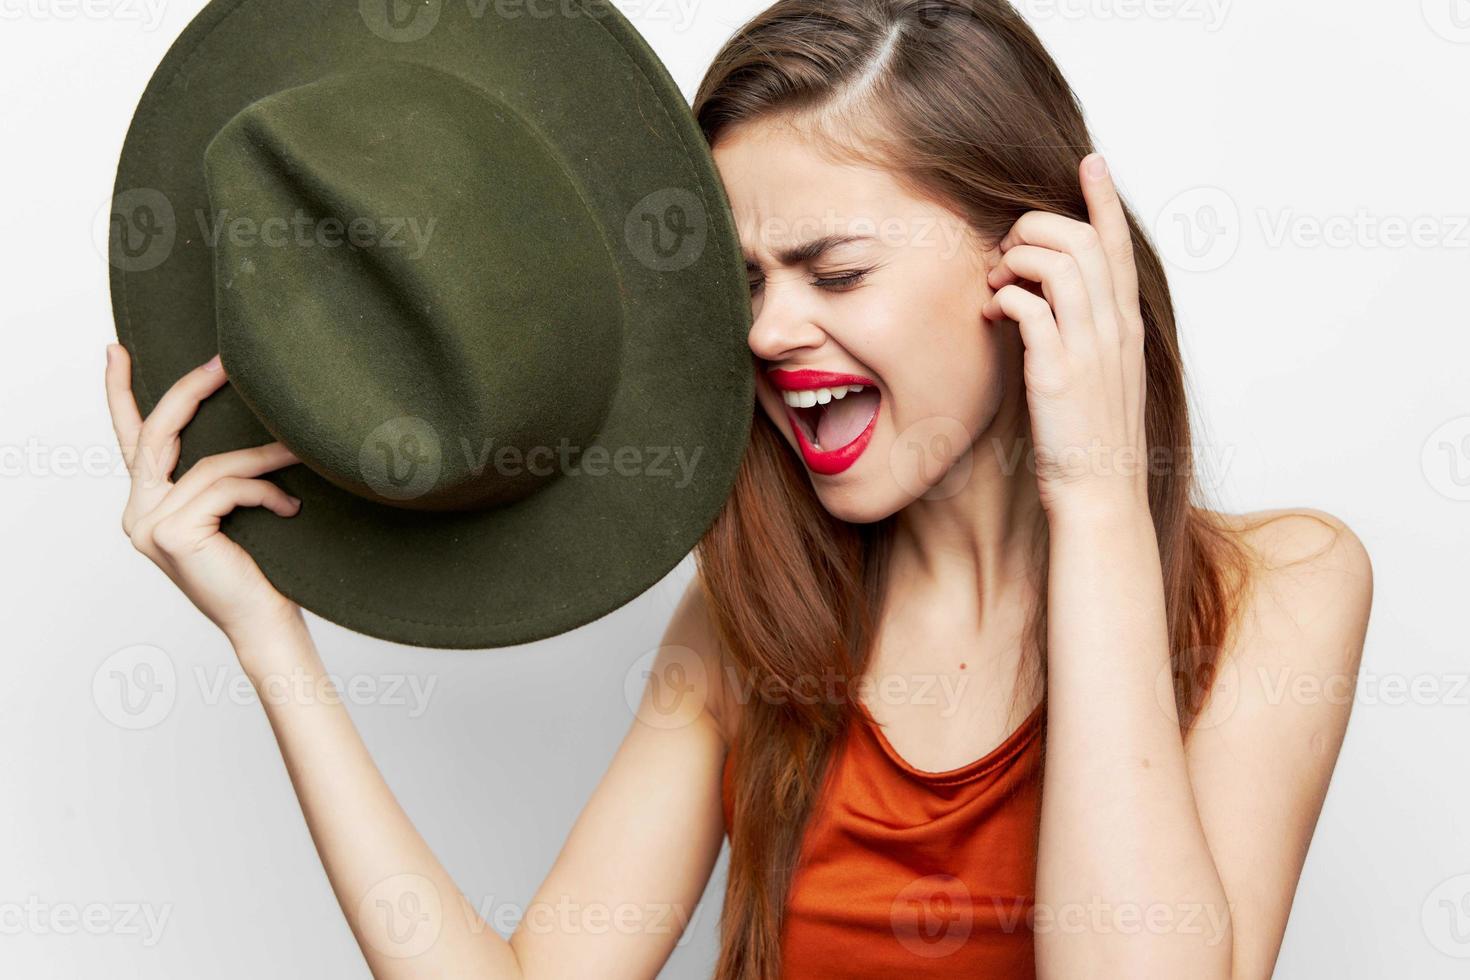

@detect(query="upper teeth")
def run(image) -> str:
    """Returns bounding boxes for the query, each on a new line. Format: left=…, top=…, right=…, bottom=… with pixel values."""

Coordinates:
left=782, top=384, right=867, bottom=409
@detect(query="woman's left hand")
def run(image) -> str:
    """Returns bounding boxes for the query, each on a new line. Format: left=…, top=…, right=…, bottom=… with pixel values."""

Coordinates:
left=981, top=153, right=1150, bottom=524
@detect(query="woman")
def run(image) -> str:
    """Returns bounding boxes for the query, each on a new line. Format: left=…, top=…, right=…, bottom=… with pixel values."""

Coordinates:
left=103, top=1, right=1373, bottom=977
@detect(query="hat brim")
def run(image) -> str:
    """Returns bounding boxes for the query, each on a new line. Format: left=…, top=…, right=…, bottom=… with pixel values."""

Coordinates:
left=111, top=0, right=753, bottom=648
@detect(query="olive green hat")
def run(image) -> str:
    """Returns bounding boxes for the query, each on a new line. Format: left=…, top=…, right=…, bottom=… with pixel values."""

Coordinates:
left=108, top=0, right=753, bottom=648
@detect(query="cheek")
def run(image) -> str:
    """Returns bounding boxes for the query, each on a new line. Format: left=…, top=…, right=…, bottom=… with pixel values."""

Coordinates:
left=879, top=293, right=1001, bottom=432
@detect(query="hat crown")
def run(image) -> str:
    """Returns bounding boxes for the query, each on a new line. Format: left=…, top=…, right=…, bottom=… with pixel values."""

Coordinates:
left=204, top=63, right=625, bottom=511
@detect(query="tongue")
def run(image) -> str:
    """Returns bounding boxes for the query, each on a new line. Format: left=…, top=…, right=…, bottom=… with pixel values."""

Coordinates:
left=816, top=389, right=880, bottom=450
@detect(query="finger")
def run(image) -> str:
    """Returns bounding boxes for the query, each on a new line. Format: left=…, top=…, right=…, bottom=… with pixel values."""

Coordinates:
left=150, top=477, right=301, bottom=558
left=996, top=210, right=1121, bottom=346
left=987, top=245, right=1096, bottom=354
left=136, top=353, right=230, bottom=485
left=194, top=476, right=302, bottom=521
left=104, top=343, right=144, bottom=469
left=982, top=283, right=1065, bottom=373
left=1079, top=154, right=1144, bottom=333
left=1077, top=155, right=1147, bottom=435
left=151, top=442, right=301, bottom=526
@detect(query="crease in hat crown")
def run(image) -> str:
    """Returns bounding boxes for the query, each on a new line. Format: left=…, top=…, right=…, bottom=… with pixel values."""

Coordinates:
left=201, top=61, right=627, bottom=513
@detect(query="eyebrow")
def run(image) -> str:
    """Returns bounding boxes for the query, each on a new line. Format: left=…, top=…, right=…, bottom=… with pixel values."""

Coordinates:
left=745, top=234, right=875, bottom=272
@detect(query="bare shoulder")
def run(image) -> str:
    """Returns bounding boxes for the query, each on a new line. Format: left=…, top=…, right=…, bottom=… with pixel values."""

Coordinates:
left=1212, top=505, right=1371, bottom=575
left=1208, top=506, right=1374, bottom=668
left=661, top=568, right=740, bottom=748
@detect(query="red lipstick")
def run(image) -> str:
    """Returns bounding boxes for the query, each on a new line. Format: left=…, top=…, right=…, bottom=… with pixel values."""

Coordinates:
left=766, top=369, right=875, bottom=393
left=765, top=369, right=882, bottom=476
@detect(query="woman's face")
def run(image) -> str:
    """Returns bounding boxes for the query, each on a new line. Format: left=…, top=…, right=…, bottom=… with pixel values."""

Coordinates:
left=712, top=118, right=1021, bottom=523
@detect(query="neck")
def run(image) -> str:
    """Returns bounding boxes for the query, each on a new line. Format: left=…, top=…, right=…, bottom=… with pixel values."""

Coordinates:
left=886, top=396, right=1047, bottom=636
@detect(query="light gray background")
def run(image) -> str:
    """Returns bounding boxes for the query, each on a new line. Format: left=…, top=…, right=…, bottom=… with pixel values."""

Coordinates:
left=3, top=1, right=1468, bottom=976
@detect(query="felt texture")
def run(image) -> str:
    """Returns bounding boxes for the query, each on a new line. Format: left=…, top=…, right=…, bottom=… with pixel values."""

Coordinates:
left=110, top=0, right=754, bottom=648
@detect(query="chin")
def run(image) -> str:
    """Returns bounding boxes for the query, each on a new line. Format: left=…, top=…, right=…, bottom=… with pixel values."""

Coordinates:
left=810, top=481, right=906, bottom=525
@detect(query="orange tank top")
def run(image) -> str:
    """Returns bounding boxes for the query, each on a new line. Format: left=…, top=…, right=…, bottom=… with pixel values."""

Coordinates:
left=720, top=697, right=1046, bottom=978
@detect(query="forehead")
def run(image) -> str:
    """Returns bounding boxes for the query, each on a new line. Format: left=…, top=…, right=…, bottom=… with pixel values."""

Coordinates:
left=711, top=119, right=925, bottom=262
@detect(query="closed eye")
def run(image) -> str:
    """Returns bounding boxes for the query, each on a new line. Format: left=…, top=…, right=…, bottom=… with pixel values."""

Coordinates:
left=813, top=269, right=871, bottom=290
left=748, top=268, right=873, bottom=295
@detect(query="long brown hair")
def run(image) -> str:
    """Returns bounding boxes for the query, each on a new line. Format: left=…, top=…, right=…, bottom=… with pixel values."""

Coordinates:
left=691, top=2, right=1259, bottom=976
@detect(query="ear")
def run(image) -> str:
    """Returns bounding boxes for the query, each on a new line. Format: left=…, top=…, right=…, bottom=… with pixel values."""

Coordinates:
left=973, top=234, right=1005, bottom=296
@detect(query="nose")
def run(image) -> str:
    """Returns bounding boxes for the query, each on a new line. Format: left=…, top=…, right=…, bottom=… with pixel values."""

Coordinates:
left=746, top=278, right=827, bottom=364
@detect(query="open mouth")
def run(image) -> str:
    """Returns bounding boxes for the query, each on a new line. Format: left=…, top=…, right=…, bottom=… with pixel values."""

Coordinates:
left=782, top=384, right=882, bottom=453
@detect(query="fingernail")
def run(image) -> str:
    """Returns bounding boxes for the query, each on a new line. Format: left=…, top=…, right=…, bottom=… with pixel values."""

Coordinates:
left=105, top=343, right=117, bottom=364
left=204, top=353, right=222, bottom=372
left=1085, top=154, right=1109, bottom=180
left=288, top=496, right=302, bottom=510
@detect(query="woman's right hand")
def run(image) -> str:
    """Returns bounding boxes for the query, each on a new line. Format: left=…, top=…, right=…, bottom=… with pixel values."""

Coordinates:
left=105, top=342, right=304, bottom=643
